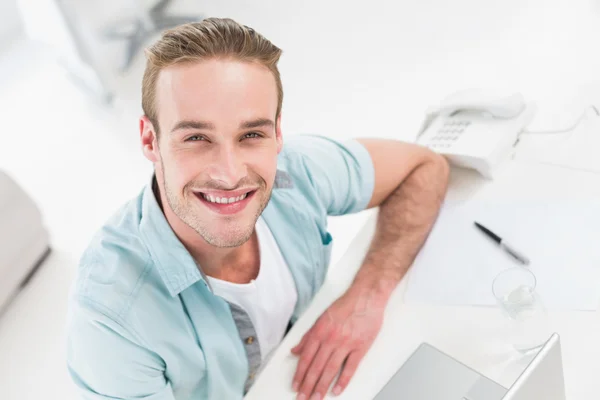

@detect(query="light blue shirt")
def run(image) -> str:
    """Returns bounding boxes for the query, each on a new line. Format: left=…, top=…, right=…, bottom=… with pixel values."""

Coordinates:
left=66, top=135, right=375, bottom=399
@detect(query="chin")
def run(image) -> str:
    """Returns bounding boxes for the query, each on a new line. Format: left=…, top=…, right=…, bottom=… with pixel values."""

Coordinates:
left=170, top=184, right=270, bottom=247
left=202, top=226, right=254, bottom=248
left=195, top=211, right=255, bottom=246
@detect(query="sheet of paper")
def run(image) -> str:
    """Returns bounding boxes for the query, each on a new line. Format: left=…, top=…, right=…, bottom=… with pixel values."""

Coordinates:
left=403, top=200, right=600, bottom=310
left=515, top=116, right=600, bottom=175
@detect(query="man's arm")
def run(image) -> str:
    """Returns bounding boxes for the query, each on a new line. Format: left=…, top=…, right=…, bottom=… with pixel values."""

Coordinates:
left=351, top=138, right=450, bottom=302
left=291, top=139, right=449, bottom=400
left=67, top=299, right=176, bottom=400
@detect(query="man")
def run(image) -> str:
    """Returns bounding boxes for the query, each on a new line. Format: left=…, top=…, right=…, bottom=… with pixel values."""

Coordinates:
left=66, top=17, right=449, bottom=400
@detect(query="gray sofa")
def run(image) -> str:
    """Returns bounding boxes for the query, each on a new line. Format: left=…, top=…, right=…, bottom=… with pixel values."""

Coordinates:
left=0, top=170, right=50, bottom=313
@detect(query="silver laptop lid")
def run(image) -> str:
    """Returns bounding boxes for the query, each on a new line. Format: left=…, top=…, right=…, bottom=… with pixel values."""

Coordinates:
left=373, top=343, right=507, bottom=400
left=502, top=333, right=566, bottom=400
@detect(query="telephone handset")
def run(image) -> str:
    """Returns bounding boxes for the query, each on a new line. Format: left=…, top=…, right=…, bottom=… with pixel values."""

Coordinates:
left=416, top=90, right=537, bottom=178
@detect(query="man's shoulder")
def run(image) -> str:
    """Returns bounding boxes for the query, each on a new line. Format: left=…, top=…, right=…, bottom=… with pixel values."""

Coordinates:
left=70, top=193, right=165, bottom=321
left=277, top=135, right=341, bottom=187
left=279, top=134, right=332, bottom=161
left=273, top=135, right=331, bottom=214
left=275, top=134, right=366, bottom=210
left=278, top=134, right=364, bottom=179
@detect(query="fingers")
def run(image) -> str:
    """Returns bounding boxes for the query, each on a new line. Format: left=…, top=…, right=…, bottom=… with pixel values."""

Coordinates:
left=296, top=343, right=336, bottom=400
left=291, top=333, right=308, bottom=355
left=333, top=349, right=367, bottom=395
left=292, top=339, right=320, bottom=392
left=312, top=348, right=348, bottom=398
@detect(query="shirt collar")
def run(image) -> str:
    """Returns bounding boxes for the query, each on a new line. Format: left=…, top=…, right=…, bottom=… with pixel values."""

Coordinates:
left=139, top=175, right=203, bottom=297
left=138, top=170, right=294, bottom=297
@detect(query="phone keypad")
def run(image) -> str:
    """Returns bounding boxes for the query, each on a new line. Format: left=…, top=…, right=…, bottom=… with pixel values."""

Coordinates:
left=427, top=120, right=471, bottom=149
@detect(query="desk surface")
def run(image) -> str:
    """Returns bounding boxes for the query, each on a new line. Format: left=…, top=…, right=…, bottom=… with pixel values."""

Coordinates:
left=246, top=136, right=600, bottom=400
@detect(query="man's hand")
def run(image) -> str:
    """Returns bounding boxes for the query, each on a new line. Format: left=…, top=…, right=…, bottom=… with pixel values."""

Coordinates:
left=290, top=140, right=448, bottom=400
left=291, top=287, right=386, bottom=400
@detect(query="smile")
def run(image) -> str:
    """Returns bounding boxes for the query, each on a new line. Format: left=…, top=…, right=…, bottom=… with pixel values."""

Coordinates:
left=193, top=189, right=257, bottom=215
left=201, top=192, right=248, bottom=204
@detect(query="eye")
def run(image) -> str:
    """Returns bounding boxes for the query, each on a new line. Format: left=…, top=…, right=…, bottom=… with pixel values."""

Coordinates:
left=185, top=135, right=206, bottom=142
left=243, top=132, right=261, bottom=140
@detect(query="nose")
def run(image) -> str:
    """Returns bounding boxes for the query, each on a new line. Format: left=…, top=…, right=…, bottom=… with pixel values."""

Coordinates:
left=206, top=143, right=247, bottom=187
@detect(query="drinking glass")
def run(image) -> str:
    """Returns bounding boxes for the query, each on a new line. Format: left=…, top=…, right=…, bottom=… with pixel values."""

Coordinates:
left=492, top=267, right=550, bottom=353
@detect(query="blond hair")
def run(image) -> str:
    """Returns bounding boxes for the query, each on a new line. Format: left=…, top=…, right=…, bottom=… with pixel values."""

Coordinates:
left=142, top=18, right=283, bottom=133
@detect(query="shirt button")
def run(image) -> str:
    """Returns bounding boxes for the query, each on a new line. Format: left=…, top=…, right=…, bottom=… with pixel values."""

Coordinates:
left=246, top=336, right=254, bottom=345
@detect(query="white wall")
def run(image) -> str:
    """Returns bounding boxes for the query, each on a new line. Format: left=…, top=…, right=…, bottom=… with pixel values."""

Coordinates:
left=0, top=0, right=23, bottom=44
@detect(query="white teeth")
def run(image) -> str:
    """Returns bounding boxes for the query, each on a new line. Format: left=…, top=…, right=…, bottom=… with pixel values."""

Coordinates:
left=202, top=192, right=249, bottom=204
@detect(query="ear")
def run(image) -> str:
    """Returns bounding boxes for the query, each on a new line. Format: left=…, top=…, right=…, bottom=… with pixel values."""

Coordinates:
left=140, top=116, right=160, bottom=163
left=275, top=113, right=283, bottom=154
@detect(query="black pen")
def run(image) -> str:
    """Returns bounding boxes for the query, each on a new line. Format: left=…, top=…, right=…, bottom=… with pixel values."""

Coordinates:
left=474, top=222, right=530, bottom=266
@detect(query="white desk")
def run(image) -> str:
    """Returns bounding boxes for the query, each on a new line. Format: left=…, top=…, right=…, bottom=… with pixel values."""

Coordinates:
left=246, top=123, right=600, bottom=400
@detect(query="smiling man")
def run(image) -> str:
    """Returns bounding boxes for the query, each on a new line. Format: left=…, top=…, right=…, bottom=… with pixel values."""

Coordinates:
left=66, top=18, right=449, bottom=400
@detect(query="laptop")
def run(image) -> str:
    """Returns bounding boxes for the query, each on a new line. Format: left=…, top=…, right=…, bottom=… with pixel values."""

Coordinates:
left=374, top=333, right=566, bottom=400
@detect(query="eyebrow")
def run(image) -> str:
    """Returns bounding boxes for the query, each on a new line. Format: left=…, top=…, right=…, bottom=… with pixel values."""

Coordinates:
left=240, top=118, right=275, bottom=130
left=171, top=118, right=275, bottom=133
left=171, top=120, right=214, bottom=133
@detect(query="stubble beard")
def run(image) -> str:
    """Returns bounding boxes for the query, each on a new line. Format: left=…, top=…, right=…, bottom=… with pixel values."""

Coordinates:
left=163, top=171, right=272, bottom=248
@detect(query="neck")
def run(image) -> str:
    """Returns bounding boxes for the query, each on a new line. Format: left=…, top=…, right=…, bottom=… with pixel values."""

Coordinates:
left=189, top=230, right=259, bottom=283
left=152, top=176, right=259, bottom=283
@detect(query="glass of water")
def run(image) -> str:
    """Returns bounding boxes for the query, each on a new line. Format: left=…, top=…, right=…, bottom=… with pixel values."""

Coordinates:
left=492, top=267, right=550, bottom=353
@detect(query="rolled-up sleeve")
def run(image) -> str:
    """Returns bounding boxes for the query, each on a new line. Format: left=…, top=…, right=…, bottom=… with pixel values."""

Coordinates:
left=66, top=298, right=176, bottom=400
left=287, top=135, right=375, bottom=216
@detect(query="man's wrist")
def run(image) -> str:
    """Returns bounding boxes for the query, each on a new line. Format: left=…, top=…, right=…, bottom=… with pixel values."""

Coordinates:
left=347, top=270, right=398, bottom=306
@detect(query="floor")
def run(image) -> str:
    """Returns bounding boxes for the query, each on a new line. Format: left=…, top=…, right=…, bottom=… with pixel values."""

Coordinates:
left=0, top=38, right=151, bottom=399
left=0, top=1, right=599, bottom=398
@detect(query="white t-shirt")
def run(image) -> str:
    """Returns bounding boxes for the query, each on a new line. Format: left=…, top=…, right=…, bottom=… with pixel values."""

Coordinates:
left=206, top=217, right=298, bottom=362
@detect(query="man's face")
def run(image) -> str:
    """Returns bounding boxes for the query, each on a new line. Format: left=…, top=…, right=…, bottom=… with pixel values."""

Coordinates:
left=143, top=59, right=282, bottom=248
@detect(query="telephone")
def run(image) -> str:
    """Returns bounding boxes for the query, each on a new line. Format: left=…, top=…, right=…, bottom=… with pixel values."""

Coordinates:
left=416, top=90, right=537, bottom=178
